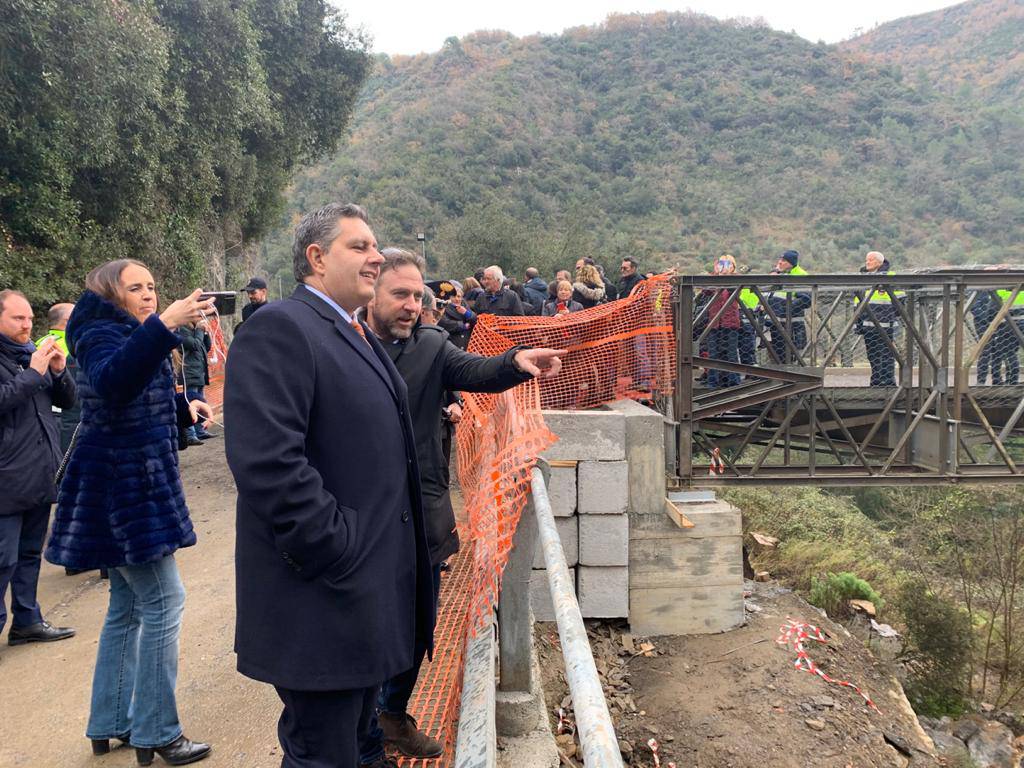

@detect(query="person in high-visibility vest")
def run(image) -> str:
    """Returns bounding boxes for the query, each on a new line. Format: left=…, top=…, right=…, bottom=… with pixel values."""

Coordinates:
left=856, top=251, right=899, bottom=386
left=738, top=283, right=760, bottom=367
left=765, top=250, right=810, bottom=364
left=993, top=286, right=1024, bottom=384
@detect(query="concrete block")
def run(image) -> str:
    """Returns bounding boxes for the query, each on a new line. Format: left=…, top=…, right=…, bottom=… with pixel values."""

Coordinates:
left=578, top=514, right=629, bottom=566
left=608, top=399, right=666, bottom=516
left=577, top=566, right=628, bottom=618
left=630, top=500, right=741, bottom=540
left=547, top=465, right=577, bottom=517
left=530, top=568, right=574, bottom=622
left=532, top=516, right=578, bottom=569
left=629, top=536, right=742, bottom=588
left=541, top=410, right=626, bottom=461
left=577, top=460, right=628, bottom=514
left=630, top=584, right=744, bottom=635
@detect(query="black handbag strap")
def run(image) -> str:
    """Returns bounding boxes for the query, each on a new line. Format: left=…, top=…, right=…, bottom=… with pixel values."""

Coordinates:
left=54, top=422, right=81, bottom=486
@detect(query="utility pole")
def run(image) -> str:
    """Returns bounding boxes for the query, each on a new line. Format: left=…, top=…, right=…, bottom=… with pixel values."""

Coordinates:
left=417, top=232, right=426, bottom=264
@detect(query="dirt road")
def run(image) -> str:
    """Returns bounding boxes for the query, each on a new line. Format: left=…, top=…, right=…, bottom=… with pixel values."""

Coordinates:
left=0, top=432, right=284, bottom=767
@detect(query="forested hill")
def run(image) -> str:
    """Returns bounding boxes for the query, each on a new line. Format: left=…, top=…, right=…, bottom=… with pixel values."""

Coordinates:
left=841, top=0, right=1024, bottom=103
left=262, top=5, right=1023, bottom=281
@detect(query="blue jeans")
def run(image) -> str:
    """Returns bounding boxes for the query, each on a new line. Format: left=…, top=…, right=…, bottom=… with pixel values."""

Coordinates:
left=87, top=555, right=186, bottom=748
left=186, top=386, right=208, bottom=439
left=360, top=564, right=442, bottom=764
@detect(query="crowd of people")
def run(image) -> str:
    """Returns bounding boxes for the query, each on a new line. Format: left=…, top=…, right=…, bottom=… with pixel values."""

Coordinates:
left=3, top=205, right=1024, bottom=768
left=0, top=202, right=565, bottom=768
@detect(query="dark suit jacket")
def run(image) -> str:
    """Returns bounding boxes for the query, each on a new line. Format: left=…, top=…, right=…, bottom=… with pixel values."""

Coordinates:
left=225, top=286, right=434, bottom=691
left=0, top=351, right=76, bottom=515
left=383, top=323, right=531, bottom=565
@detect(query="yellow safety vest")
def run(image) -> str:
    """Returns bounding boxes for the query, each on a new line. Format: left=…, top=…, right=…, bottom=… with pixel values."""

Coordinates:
left=856, top=270, right=900, bottom=304
left=34, top=328, right=69, bottom=356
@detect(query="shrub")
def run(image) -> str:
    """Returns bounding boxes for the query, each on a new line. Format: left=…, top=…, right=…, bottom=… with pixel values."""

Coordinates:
left=899, top=579, right=973, bottom=717
left=808, top=572, right=883, bottom=618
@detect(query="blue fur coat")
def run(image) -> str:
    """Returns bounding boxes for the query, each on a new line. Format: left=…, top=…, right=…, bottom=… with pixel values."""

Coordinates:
left=45, top=291, right=197, bottom=569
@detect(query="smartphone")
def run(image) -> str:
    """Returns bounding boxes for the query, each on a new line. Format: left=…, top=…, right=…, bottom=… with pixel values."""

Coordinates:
left=198, top=291, right=237, bottom=316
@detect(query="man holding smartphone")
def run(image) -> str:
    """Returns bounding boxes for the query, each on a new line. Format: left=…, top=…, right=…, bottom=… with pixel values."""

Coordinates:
left=0, top=290, right=77, bottom=646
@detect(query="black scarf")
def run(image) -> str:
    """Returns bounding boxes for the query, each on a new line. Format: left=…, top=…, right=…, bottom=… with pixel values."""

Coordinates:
left=0, top=332, right=34, bottom=368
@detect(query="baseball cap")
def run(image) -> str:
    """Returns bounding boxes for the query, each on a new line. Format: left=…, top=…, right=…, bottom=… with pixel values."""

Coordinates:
left=242, top=277, right=267, bottom=291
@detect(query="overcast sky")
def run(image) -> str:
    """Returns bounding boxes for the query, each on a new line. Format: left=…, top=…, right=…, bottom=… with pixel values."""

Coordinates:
left=337, top=0, right=955, bottom=55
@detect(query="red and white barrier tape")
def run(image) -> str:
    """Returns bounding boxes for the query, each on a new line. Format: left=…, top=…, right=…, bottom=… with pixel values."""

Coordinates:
left=776, top=618, right=879, bottom=711
left=708, top=446, right=725, bottom=476
left=647, top=738, right=676, bottom=768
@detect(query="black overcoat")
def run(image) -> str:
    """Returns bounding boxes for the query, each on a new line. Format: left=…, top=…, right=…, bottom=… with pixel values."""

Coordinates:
left=383, top=323, right=530, bottom=565
left=225, top=287, right=435, bottom=691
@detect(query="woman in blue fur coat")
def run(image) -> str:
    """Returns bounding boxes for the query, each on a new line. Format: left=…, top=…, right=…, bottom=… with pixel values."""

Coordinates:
left=45, top=259, right=215, bottom=766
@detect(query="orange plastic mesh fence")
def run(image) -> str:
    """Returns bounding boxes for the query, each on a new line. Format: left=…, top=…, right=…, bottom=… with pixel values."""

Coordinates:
left=400, top=274, right=675, bottom=765
left=455, top=273, right=676, bottom=633
left=203, top=314, right=228, bottom=413
left=399, top=542, right=475, bottom=767
left=203, top=276, right=676, bottom=765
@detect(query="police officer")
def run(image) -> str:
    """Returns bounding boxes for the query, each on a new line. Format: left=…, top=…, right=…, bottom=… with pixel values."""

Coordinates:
left=765, top=250, right=810, bottom=364
left=994, top=285, right=1024, bottom=384
left=856, top=251, right=899, bottom=386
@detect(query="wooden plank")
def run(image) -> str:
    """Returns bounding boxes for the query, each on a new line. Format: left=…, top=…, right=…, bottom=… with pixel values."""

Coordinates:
left=664, top=497, right=695, bottom=528
left=546, top=459, right=578, bottom=468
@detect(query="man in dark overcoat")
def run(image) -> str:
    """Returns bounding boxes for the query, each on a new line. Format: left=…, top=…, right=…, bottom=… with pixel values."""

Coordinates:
left=0, top=289, right=77, bottom=646
left=224, top=204, right=435, bottom=768
left=360, top=251, right=563, bottom=761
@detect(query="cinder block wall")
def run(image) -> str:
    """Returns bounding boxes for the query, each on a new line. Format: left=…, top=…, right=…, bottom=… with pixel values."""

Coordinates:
left=532, top=409, right=630, bottom=620
left=532, top=400, right=744, bottom=635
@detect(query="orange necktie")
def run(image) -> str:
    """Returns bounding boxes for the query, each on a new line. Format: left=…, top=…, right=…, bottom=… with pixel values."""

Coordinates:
left=350, top=319, right=370, bottom=347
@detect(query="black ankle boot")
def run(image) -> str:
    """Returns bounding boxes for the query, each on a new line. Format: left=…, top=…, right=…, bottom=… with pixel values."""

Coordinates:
left=135, top=735, right=211, bottom=766
left=91, top=733, right=130, bottom=754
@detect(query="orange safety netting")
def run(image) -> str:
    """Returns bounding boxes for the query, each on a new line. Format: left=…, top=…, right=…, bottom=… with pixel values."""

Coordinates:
left=401, top=274, right=676, bottom=765
left=203, top=275, right=676, bottom=765
left=203, top=314, right=228, bottom=414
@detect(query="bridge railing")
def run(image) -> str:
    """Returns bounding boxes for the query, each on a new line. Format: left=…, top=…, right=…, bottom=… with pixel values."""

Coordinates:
left=670, top=271, right=1024, bottom=486
left=456, top=461, right=624, bottom=768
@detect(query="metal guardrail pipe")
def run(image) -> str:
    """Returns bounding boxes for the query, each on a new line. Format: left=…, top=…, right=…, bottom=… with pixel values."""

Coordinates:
left=454, top=619, right=497, bottom=768
left=532, top=465, right=624, bottom=768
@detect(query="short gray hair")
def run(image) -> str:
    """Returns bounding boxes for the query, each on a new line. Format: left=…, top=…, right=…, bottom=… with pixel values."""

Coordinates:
left=485, top=265, right=504, bottom=283
left=292, top=203, right=369, bottom=282
left=380, top=247, right=426, bottom=277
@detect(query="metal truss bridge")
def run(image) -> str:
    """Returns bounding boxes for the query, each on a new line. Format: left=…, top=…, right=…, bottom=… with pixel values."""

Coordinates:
left=667, top=271, right=1024, bottom=486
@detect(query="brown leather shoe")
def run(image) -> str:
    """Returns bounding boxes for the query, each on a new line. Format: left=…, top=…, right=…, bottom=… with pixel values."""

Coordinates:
left=378, top=712, right=442, bottom=758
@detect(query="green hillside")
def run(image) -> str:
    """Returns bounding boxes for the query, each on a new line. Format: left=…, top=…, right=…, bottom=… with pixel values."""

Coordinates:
left=841, top=0, right=1024, bottom=103
left=260, top=7, right=1023, bottom=282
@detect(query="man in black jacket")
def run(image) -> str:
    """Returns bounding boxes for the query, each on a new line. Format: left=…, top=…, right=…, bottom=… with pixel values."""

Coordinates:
left=179, top=320, right=213, bottom=441
left=0, top=289, right=76, bottom=646
left=618, top=257, right=645, bottom=297
left=472, top=265, right=524, bottom=317
left=361, top=250, right=563, bottom=763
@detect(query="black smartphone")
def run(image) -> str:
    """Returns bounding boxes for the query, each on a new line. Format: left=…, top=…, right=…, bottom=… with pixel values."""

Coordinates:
left=198, top=291, right=237, bottom=316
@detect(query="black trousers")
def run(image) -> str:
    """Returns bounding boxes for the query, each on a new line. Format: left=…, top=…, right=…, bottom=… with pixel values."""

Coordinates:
left=275, top=685, right=379, bottom=768
left=769, top=320, right=806, bottom=364
left=863, top=328, right=896, bottom=386
left=0, top=503, right=49, bottom=635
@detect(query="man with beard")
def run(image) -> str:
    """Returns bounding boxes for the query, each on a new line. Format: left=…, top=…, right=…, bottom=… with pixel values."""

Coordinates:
left=360, top=249, right=563, bottom=764
left=0, top=289, right=77, bottom=647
